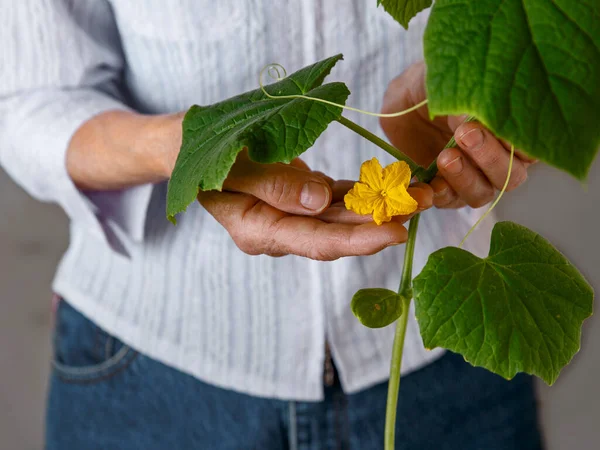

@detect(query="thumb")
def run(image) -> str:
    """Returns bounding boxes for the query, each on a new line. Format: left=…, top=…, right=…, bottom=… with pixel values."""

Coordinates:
left=223, top=157, right=332, bottom=215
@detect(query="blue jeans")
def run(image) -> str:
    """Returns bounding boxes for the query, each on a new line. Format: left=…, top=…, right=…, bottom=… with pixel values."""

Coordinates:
left=46, top=300, right=543, bottom=450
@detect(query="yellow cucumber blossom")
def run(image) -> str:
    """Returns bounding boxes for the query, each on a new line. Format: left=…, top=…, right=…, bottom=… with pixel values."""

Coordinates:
left=344, top=158, right=418, bottom=225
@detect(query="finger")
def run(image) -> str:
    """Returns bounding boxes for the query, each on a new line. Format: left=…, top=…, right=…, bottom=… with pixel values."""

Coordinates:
left=224, top=156, right=332, bottom=215
left=455, top=123, right=528, bottom=191
left=447, top=114, right=470, bottom=133
left=316, top=207, right=420, bottom=225
left=437, top=198, right=468, bottom=209
left=437, top=148, right=496, bottom=208
left=332, top=179, right=357, bottom=202
left=199, top=190, right=289, bottom=257
left=446, top=117, right=532, bottom=171
left=316, top=204, right=375, bottom=224
left=313, top=171, right=336, bottom=189
left=408, top=183, right=434, bottom=212
left=491, top=138, right=538, bottom=167
left=514, top=150, right=538, bottom=166
left=265, top=216, right=409, bottom=261
left=447, top=120, right=537, bottom=167
left=287, top=161, right=337, bottom=188
left=197, top=190, right=259, bottom=230
left=284, top=160, right=336, bottom=187
left=198, top=190, right=408, bottom=260
left=430, top=176, right=459, bottom=208
left=289, top=158, right=310, bottom=170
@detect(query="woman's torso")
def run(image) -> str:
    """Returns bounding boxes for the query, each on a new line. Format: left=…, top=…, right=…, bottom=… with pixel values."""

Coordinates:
left=54, top=0, right=493, bottom=400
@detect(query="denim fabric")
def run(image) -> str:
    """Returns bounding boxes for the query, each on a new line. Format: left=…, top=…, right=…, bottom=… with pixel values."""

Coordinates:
left=46, top=301, right=544, bottom=450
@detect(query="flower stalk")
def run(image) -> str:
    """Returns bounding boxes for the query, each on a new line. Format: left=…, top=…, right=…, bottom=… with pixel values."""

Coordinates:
left=336, top=116, right=422, bottom=175
left=384, top=213, right=420, bottom=450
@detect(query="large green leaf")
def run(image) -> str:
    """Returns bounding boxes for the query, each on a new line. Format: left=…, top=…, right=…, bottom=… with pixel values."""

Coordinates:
left=377, top=0, right=432, bottom=29
left=166, top=55, right=350, bottom=223
left=413, top=221, right=593, bottom=384
left=351, top=288, right=404, bottom=328
left=424, top=0, right=600, bottom=180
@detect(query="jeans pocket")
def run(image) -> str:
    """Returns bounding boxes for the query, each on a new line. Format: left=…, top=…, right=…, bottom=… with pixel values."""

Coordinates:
left=52, top=299, right=139, bottom=384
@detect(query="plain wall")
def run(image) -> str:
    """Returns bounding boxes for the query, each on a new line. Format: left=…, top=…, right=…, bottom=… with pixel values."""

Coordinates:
left=0, top=156, right=599, bottom=449
left=496, top=158, right=600, bottom=450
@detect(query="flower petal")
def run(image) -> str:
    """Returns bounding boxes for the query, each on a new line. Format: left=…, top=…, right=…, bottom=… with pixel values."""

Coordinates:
left=347, top=158, right=417, bottom=226
left=344, top=182, right=380, bottom=216
left=359, top=158, right=383, bottom=190
left=386, top=186, right=419, bottom=216
left=372, top=198, right=392, bottom=225
left=382, top=160, right=412, bottom=190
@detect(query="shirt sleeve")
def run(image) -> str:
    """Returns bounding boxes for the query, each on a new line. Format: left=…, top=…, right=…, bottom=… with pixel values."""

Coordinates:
left=0, top=0, right=153, bottom=247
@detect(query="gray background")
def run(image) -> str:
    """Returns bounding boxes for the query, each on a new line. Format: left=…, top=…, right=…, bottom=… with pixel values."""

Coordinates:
left=1, top=157, right=598, bottom=449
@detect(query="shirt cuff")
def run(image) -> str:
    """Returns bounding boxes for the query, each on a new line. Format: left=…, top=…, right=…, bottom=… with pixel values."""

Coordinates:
left=1, top=89, right=154, bottom=250
left=85, top=186, right=153, bottom=243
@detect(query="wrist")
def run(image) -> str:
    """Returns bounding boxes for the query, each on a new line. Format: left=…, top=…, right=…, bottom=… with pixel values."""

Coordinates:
left=140, top=112, right=184, bottom=181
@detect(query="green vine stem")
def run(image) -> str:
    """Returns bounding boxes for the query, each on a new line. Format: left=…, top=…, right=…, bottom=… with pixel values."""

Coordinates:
left=337, top=115, right=478, bottom=183
left=336, top=116, right=423, bottom=176
left=384, top=213, right=420, bottom=450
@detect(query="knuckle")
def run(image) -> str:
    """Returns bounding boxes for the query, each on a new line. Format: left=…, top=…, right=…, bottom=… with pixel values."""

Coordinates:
left=263, top=173, right=293, bottom=205
left=434, top=189, right=455, bottom=207
left=457, top=171, right=477, bottom=190
left=231, top=229, right=260, bottom=256
left=476, top=149, right=501, bottom=168
left=307, top=249, right=326, bottom=261
left=306, top=228, right=345, bottom=261
left=265, top=221, right=284, bottom=251
left=506, top=168, right=528, bottom=191
left=315, top=234, right=352, bottom=261
left=305, top=238, right=329, bottom=261
left=308, top=247, right=338, bottom=261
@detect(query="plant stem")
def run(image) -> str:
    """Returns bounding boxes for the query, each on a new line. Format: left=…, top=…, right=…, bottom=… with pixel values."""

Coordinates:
left=384, top=213, right=420, bottom=450
left=336, top=116, right=422, bottom=175
left=398, top=214, right=420, bottom=297
left=339, top=112, right=479, bottom=448
left=338, top=115, right=479, bottom=183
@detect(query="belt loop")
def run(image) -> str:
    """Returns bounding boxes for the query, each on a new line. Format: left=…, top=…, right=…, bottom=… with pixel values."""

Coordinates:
left=288, top=401, right=298, bottom=450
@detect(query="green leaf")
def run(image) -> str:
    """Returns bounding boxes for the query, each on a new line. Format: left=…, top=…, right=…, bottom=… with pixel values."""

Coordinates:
left=413, top=221, right=594, bottom=385
left=166, top=55, right=350, bottom=223
left=351, top=288, right=404, bottom=328
left=424, top=0, right=600, bottom=180
left=377, top=0, right=433, bottom=29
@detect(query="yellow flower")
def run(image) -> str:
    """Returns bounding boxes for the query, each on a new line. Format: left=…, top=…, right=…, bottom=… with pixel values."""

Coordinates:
left=344, top=158, right=418, bottom=225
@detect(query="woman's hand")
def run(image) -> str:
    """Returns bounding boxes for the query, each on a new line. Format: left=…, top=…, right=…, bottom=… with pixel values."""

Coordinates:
left=67, top=109, right=434, bottom=260
left=198, top=152, right=433, bottom=260
left=380, top=61, right=535, bottom=209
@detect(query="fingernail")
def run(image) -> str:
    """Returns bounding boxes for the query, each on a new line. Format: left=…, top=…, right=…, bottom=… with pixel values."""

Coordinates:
left=443, top=156, right=463, bottom=174
left=301, top=182, right=329, bottom=211
left=459, top=128, right=484, bottom=150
